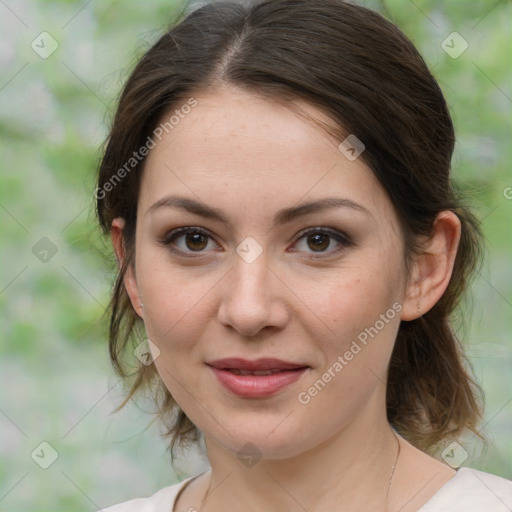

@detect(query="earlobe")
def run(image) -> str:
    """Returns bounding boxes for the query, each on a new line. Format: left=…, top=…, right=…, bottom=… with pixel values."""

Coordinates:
left=400, top=211, right=461, bottom=321
left=400, top=265, right=422, bottom=321
left=111, top=217, right=144, bottom=319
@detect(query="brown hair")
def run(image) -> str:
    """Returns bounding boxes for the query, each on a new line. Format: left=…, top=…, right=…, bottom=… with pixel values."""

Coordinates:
left=96, top=0, right=485, bottom=457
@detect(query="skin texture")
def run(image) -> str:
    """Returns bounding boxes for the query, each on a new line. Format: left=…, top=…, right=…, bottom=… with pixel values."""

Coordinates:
left=111, top=85, right=460, bottom=511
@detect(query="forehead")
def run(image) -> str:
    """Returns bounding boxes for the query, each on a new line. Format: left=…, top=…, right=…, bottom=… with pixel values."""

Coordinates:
left=151, top=87, right=339, bottom=166
left=139, top=86, right=391, bottom=221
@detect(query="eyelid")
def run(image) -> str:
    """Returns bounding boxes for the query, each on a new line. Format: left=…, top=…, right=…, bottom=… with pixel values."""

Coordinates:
left=161, top=226, right=211, bottom=245
left=289, top=226, right=354, bottom=257
left=159, top=225, right=353, bottom=257
left=293, top=226, right=352, bottom=245
left=159, top=226, right=219, bottom=257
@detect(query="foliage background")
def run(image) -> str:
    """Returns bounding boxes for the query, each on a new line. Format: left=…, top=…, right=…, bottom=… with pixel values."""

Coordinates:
left=0, top=0, right=510, bottom=510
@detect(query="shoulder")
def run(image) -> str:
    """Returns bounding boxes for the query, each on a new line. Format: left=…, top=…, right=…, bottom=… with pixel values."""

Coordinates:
left=419, top=467, right=512, bottom=511
left=96, top=475, right=195, bottom=512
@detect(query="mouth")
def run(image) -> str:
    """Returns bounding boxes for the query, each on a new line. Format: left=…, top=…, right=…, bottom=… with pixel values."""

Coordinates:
left=222, top=368, right=300, bottom=376
left=206, top=358, right=310, bottom=398
left=207, top=357, right=310, bottom=372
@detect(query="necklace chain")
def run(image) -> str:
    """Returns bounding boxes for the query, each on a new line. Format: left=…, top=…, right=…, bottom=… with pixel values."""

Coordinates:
left=186, top=431, right=402, bottom=512
left=385, top=430, right=402, bottom=511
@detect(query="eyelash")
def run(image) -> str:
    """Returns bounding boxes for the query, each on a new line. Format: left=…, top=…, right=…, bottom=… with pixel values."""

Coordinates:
left=159, top=226, right=354, bottom=258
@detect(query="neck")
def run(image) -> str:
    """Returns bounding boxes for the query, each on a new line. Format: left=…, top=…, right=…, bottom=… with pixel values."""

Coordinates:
left=199, top=401, right=400, bottom=512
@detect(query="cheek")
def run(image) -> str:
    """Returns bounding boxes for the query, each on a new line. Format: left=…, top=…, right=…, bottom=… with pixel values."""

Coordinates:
left=304, top=257, right=403, bottom=382
left=140, top=268, right=214, bottom=348
left=310, top=258, right=401, bottom=333
left=137, top=258, right=213, bottom=401
left=294, top=270, right=402, bottom=430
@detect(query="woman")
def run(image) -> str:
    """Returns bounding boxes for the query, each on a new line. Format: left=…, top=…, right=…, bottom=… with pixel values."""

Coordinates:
left=94, top=0, right=512, bottom=510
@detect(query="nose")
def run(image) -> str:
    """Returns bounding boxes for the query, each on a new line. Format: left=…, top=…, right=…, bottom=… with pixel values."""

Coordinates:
left=217, top=249, right=290, bottom=338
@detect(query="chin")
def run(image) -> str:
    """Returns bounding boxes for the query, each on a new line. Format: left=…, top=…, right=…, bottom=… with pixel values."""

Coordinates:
left=204, top=420, right=320, bottom=462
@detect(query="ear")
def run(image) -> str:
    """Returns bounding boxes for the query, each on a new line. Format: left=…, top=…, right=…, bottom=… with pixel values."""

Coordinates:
left=401, top=211, right=461, bottom=321
left=111, top=217, right=144, bottom=319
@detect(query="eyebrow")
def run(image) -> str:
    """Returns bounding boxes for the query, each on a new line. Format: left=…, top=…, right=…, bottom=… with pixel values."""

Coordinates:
left=146, top=194, right=373, bottom=226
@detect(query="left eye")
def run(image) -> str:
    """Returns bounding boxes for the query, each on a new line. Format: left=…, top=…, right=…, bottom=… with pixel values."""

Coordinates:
left=292, top=227, right=353, bottom=256
left=160, top=227, right=352, bottom=257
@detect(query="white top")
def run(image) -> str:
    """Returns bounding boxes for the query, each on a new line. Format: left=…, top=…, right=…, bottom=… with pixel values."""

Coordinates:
left=99, top=467, right=512, bottom=512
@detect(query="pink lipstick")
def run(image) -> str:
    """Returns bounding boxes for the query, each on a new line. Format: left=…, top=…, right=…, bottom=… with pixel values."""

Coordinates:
left=207, top=358, right=309, bottom=398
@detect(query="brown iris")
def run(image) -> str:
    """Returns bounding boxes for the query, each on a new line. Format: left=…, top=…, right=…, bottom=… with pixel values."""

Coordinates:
left=185, top=232, right=209, bottom=251
left=307, top=233, right=330, bottom=252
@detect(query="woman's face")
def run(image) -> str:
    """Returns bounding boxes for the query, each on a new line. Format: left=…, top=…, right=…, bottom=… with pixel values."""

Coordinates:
left=127, top=85, right=412, bottom=459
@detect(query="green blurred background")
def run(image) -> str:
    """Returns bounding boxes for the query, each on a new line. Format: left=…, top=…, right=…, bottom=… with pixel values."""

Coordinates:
left=0, top=0, right=510, bottom=510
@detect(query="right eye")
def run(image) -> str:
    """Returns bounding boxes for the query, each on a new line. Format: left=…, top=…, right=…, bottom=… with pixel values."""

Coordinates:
left=160, top=226, right=220, bottom=256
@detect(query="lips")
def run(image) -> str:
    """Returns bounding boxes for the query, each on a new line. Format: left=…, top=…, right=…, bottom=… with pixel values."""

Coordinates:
left=226, top=368, right=286, bottom=376
left=206, top=358, right=310, bottom=398
left=207, top=357, right=309, bottom=372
